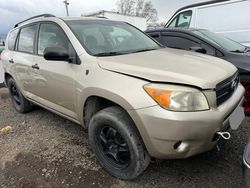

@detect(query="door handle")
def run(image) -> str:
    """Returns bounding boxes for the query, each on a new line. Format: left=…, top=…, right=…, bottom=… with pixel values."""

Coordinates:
left=9, top=59, right=14, bottom=64
left=31, top=64, right=40, bottom=70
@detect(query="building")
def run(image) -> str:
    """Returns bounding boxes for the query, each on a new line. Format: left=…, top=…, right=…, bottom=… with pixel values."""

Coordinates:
left=82, top=10, right=147, bottom=31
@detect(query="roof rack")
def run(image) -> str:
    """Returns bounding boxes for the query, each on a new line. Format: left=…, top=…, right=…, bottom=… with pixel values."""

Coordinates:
left=14, top=14, right=56, bottom=28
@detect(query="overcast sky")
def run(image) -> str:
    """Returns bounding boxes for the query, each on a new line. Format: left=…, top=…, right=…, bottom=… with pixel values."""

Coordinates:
left=0, top=0, right=206, bottom=36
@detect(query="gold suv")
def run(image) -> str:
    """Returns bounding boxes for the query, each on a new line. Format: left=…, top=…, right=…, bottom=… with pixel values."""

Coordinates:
left=1, top=14, right=245, bottom=179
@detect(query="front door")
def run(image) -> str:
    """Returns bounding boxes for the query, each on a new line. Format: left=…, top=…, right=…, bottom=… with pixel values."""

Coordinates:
left=31, top=22, right=78, bottom=119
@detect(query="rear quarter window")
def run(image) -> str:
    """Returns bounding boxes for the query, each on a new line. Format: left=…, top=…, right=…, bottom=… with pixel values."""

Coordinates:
left=7, top=29, right=19, bottom=50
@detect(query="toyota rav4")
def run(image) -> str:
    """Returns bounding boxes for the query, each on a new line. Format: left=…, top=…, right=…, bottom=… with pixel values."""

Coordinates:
left=1, top=14, right=245, bottom=179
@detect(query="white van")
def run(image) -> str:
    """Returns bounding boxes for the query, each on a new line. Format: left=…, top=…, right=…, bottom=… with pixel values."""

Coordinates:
left=165, top=0, right=250, bottom=47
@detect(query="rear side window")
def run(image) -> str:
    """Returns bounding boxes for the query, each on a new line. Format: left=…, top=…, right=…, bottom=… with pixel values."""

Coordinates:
left=168, top=11, right=192, bottom=28
left=7, top=29, right=19, bottom=50
left=18, top=25, right=37, bottom=53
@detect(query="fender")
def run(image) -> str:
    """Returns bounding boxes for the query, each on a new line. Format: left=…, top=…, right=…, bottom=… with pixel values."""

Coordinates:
left=77, top=87, right=136, bottom=125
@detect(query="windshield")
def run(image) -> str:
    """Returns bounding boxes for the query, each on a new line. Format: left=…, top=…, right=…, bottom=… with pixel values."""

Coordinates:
left=193, top=30, right=246, bottom=52
left=66, top=20, right=160, bottom=56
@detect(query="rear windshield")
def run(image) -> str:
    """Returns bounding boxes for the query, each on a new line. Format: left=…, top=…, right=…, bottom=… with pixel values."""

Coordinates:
left=66, top=20, right=160, bottom=56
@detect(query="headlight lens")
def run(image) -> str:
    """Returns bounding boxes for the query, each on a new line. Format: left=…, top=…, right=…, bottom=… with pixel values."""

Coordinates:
left=144, top=83, right=209, bottom=111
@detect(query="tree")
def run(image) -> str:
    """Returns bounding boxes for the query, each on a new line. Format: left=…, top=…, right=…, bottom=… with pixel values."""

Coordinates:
left=141, top=1, right=158, bottom=23
left=117, top=0, right=135, bottom=15
left=135, top=0, right=144, bottom=16
left=116, top=0, right=158, bottom=24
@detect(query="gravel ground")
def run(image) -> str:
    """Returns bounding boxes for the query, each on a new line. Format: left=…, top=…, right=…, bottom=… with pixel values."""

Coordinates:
left=0, top=87, right=249, bottom=188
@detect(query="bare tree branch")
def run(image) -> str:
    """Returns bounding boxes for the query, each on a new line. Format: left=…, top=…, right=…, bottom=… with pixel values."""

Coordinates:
left=117, top=0, right=135, bottom=15
left=135, top=0, right=144, bottom=16
left=142, top=1, right=158, bottom=23
left=116, top=0, right=158, bottom=24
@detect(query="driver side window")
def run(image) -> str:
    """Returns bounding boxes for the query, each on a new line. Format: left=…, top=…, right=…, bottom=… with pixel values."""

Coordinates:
left=168, top=11, right=192, bottom=28
left=37, top=23, right=70, bottom=55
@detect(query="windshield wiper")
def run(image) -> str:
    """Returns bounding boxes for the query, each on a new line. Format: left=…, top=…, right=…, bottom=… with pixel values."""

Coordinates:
left=95, top=51, right=128, bottom=57
left=131, top=47, right=161, bottom=54
left=95, top=47, right=161, bottom=57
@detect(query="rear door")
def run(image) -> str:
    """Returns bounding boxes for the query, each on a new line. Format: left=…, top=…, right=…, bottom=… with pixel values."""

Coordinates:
left=12, top=24, right=38, bottom=94
left=31, top=22, right=79, bottom=119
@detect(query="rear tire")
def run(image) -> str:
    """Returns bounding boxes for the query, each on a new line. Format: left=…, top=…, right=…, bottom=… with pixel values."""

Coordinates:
left=88, top=106, right=150, bottom=180
left=7, top=78, right=32, bottom=113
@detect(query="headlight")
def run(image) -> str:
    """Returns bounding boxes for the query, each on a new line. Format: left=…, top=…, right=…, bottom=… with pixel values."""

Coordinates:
left=144, top=83, right=209, bottom=112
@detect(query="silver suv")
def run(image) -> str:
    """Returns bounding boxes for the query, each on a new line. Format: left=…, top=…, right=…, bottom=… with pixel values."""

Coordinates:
left=1, top=14, right=245, bottom=179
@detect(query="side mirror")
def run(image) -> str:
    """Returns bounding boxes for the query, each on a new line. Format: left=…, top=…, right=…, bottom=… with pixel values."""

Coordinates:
left=190, top=46, right=206, bottom=54
left=44, top=47, right=69, bottom=61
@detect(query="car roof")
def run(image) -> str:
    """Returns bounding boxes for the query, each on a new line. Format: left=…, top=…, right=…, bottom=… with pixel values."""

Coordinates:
left=176, top=0, right=229, bottom=13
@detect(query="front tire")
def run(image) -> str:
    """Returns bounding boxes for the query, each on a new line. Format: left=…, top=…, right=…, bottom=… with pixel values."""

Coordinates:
left=88, top=106, right=150, bottom=180
left=7, top=78, right=32, bottom=113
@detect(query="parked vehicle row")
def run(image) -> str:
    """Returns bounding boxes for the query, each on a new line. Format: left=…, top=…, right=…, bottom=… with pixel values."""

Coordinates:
left=1, top=14, right=245, bottom=180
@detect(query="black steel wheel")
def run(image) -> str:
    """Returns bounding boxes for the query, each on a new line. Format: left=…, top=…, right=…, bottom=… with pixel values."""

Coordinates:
left=98, top=126, right=130, bottom=168
left=9, top=81, right=21, bottom=106
left=88, top=106, right=150, bottom=180
left=7, top=77, right=32, bottom=113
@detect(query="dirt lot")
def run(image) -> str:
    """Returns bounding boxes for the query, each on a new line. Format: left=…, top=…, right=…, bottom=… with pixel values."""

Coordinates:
left=0, top=87, right=249, bottom=188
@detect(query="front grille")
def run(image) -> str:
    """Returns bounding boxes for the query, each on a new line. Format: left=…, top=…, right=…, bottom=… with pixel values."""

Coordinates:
left=216, top=73, right=239, bottom=106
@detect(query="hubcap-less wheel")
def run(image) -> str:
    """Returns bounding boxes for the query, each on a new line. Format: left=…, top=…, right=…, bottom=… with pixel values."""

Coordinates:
left=10, top=83, right=21, bottom=105
left=99, top=126, right=130, bottom=168
left=7, top=78, right=32, bottom=113
left=89, top=107, right=150, bottom=179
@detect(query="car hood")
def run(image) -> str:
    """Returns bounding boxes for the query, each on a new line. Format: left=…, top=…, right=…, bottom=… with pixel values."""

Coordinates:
left=98, top=48, right=237, bottom=89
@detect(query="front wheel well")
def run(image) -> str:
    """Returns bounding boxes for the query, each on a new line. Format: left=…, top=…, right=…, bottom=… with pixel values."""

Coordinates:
left=83, top=96, right=118, bottom=129
left=83, top=96, right=145, bottom=148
